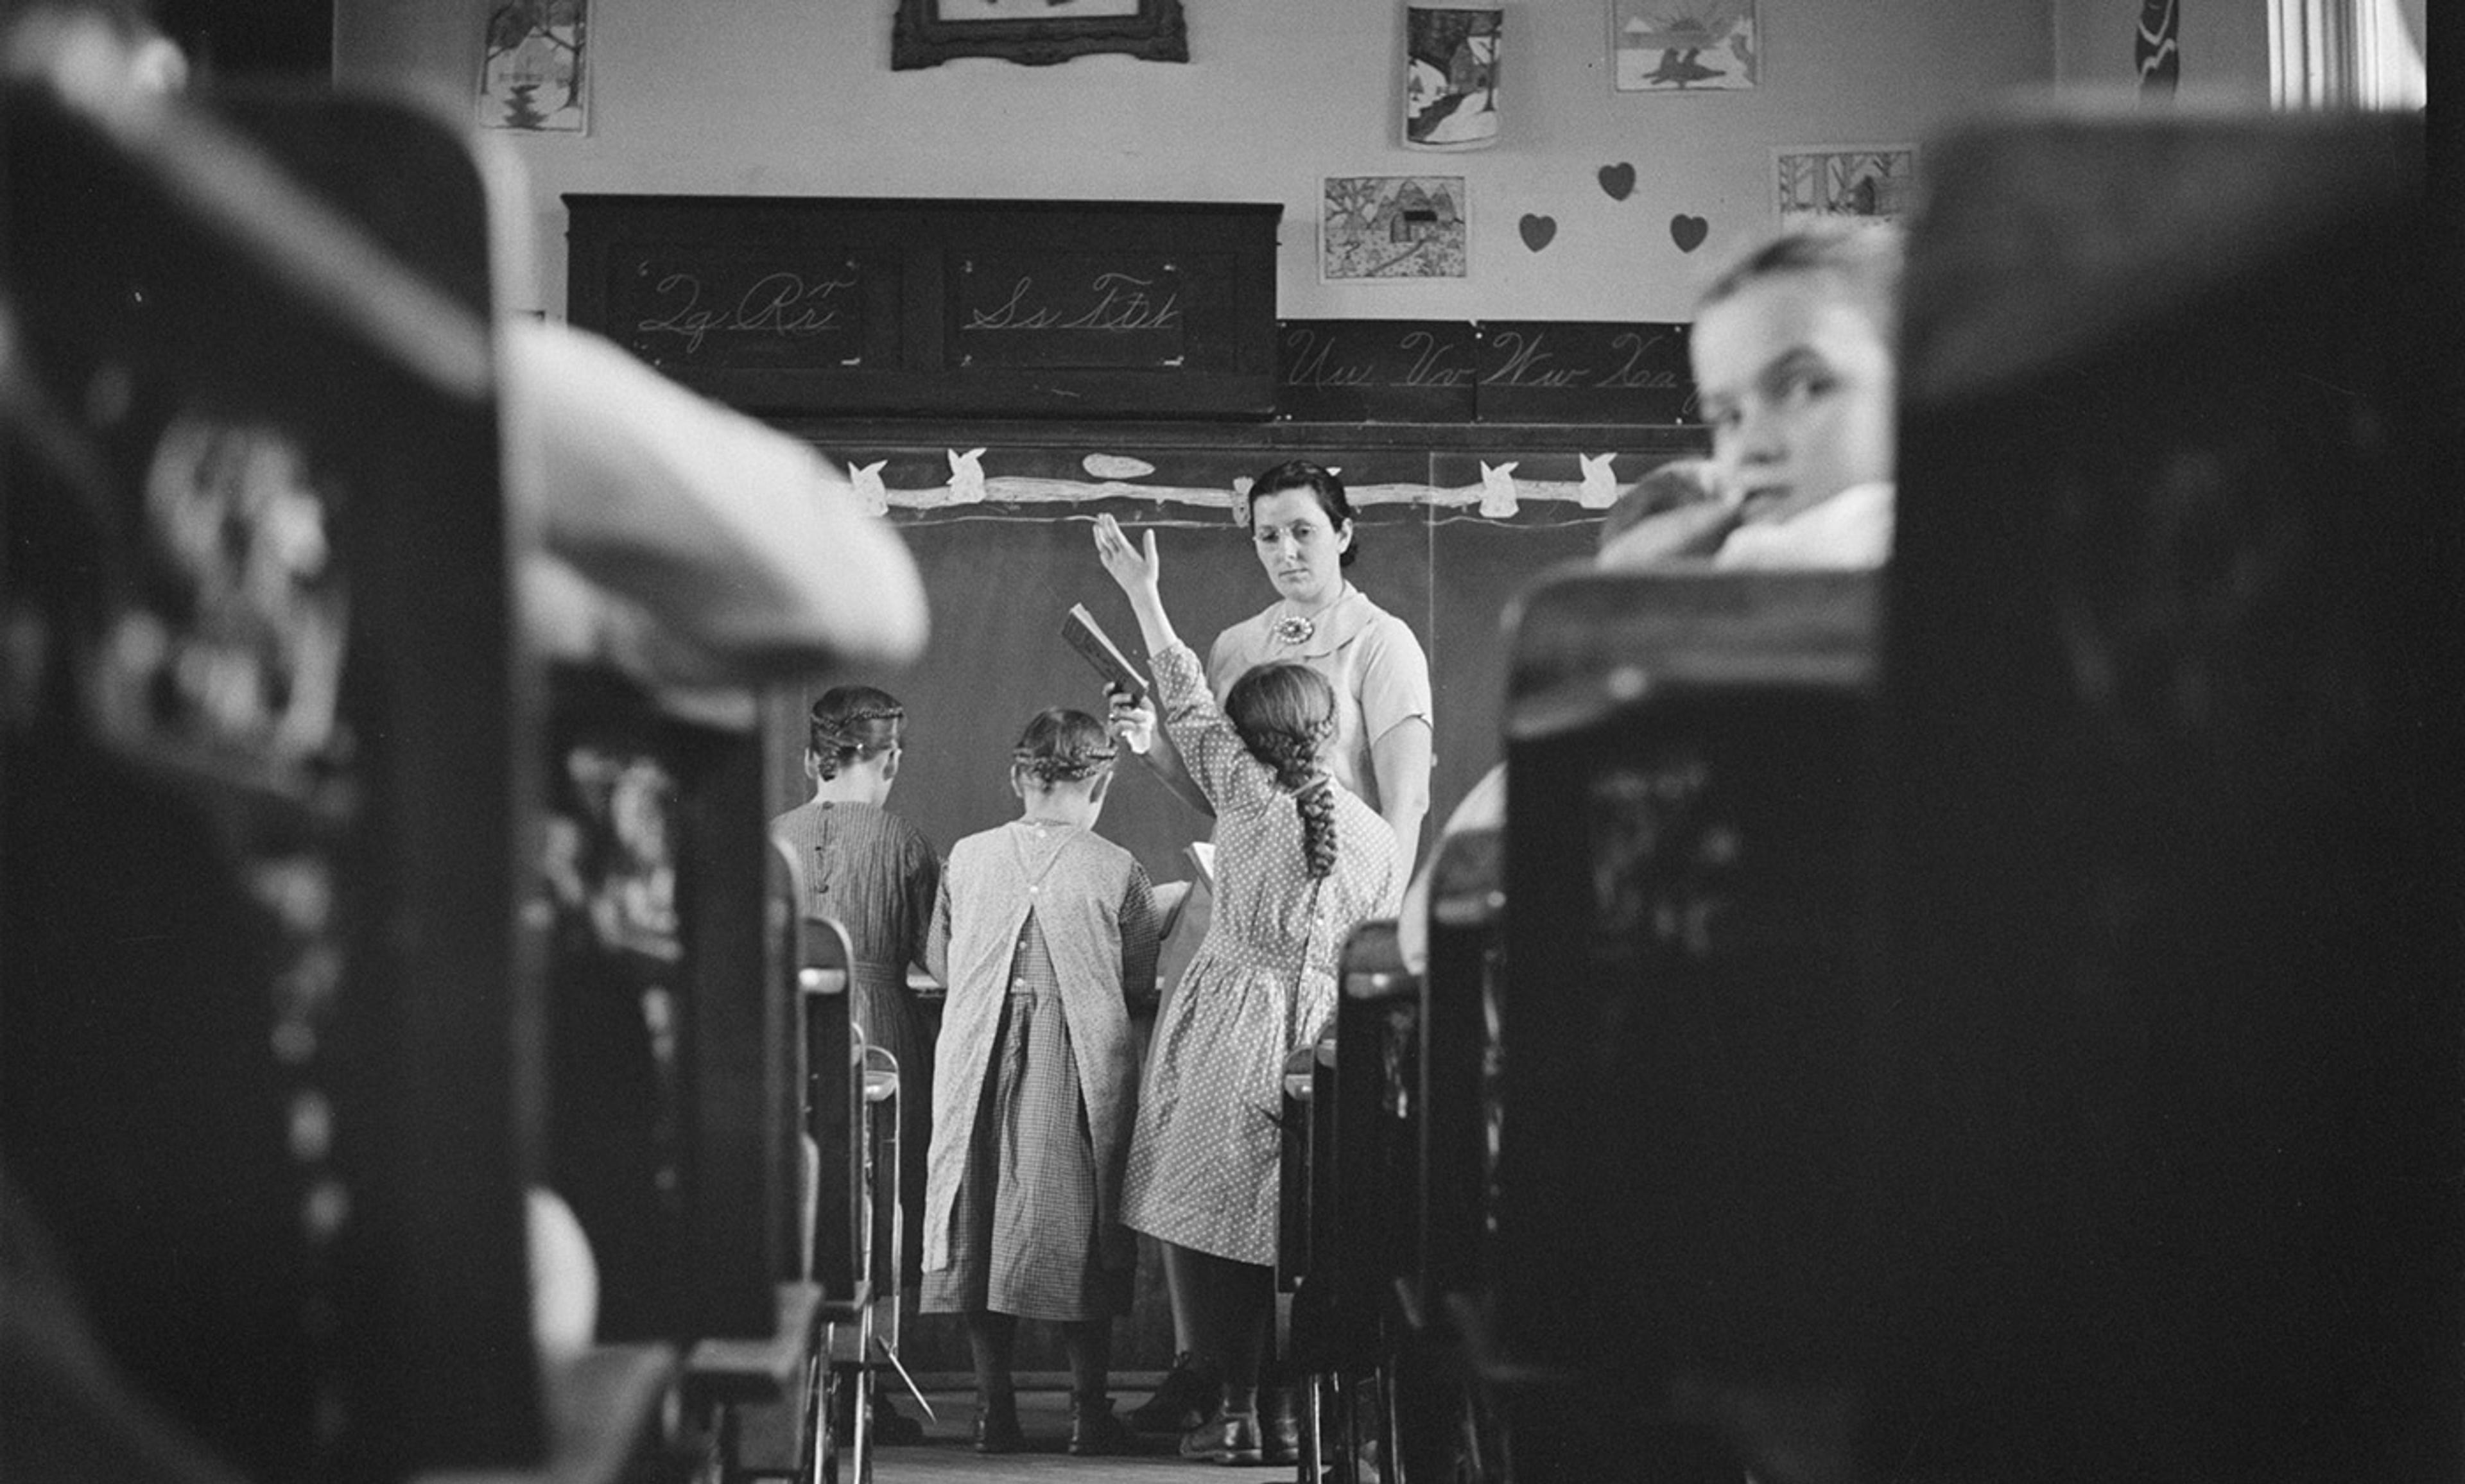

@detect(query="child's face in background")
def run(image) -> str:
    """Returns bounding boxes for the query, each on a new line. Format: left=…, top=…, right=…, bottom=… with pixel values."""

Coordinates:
left=1691, top=269, right=1896, bottom=526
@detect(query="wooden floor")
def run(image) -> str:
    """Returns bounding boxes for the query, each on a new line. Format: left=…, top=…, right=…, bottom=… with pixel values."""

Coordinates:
left=869, top=1385, right=1297, bottom=1484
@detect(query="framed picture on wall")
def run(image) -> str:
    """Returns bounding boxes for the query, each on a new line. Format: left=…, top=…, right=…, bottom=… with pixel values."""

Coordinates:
left=892, top=0, right=1189, bottom=70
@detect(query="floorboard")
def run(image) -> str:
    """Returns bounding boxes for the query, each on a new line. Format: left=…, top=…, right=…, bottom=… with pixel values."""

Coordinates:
left=871, top=1385, right=1297, bottom=1484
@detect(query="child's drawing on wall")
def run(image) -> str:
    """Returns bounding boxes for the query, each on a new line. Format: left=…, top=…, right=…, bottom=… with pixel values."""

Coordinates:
left=1611, top=0, right=1757, bottom=92
left=1322, top=176, right=1469, bottom=282
left=1404, top=5, right=1503, bottom=151
left=480, top=0, right=589, bottom=134
left=1774, top=145, right=1919, bottom=228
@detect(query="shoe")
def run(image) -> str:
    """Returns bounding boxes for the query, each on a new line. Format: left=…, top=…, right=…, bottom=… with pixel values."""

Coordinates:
left=1068, top=1397, right=1137, bottom=1456
left=973, top=1406, right=1025, bottom=1455
left=1261, top=1390, right=1301, bottom=1465
left=1129, top=1351, right=1221, bottom=1433
left=1180, top=1410, right=1265, bottom=1465
left=872, top=1392, right=925, bottom=1446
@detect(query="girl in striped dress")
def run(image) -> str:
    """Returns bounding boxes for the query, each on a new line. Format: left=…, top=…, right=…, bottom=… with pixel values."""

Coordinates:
left=919, top=709, right=1161, bottom=1455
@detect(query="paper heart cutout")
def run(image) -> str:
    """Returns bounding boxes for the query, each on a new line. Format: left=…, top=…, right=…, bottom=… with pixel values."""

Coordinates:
left=1597, top=162, right=1636, bottom=201
left=1519, top=214, right=1557, bottom=252
left=1670, top=214, right=1709, bottom=252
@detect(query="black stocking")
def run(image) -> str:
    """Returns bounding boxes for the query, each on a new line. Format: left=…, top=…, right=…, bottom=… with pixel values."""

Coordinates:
left=1175, top=1243, right=1274, bottom=1417
left=1062, top=1318, right=1112, bottom=1408
left=965, top=1310, right=1018, bottom=1420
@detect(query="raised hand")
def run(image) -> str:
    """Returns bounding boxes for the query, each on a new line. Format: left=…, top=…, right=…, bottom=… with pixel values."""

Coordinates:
left=1091, top=514, right=1161, bottom=600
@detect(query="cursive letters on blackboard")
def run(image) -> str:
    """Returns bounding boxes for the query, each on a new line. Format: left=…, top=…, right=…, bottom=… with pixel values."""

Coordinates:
left=636, top=270, right=856, bottom=354
left=1281, top=327, right=1374, bottom=388
left=1482, top=329, right=1593, bottom=389
left=966, top=273, right=1183, bottom=334
left=1601, top=331, right=1684, bottom=390
left=1400, top=329, right=1475, bottom=386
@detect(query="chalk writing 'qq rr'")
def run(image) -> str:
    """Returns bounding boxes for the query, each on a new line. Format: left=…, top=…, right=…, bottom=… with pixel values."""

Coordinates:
left=634, top=272, right=856, bottom=354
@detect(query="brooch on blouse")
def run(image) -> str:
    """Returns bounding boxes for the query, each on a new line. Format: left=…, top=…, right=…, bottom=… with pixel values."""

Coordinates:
left=1270, top=611, right=1315, bottom=646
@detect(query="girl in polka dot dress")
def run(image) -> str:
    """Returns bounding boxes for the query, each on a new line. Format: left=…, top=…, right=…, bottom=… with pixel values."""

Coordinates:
left=1092, top=514, right=1403, bottom=1464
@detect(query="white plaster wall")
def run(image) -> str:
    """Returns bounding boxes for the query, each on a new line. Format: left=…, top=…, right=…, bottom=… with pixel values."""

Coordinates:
left=2052, top=0, right=2272, bottom=103
left=338, top=1, right=2052, bottom=322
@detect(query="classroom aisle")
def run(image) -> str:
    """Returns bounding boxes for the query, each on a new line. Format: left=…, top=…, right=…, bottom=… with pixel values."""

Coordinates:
left=878, top=1385, right=1300, bottom=1484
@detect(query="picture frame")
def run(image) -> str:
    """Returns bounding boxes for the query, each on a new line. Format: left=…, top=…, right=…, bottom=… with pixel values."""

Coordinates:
left=892, top=0, right=1189, bottom=70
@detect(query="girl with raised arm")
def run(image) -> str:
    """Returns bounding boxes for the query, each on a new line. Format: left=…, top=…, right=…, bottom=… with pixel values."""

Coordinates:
left=1092, top=514, right=1404, bottom=1463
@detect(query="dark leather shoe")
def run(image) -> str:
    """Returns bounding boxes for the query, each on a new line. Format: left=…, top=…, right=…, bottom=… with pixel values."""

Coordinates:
left=1068, top=1398, right=1137, bottom=1456
left=1180, top=1410, right=1265, bottom=1465
left=973, top=1406, right=1025, bottom=1454
left=1130, top=1351, right=1220, bottom=1433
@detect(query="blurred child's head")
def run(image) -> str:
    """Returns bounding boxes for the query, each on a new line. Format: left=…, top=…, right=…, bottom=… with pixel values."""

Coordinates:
left=806, top=685, right=905, bottom=784
left=1010, top=708, right=1118, bottom=813
left=1690, top=221, right=1902, bottom=527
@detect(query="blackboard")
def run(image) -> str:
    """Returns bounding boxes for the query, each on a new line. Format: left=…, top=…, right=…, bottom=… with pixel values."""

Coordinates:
left=1276, top=319, right=1479, bottom=422
left=766, top=493, right=1606, bottom=892
left=566, top=195, right=1281, bottom=418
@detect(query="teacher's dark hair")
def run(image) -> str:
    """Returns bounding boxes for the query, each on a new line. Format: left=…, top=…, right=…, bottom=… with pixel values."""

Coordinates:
left=1225, top=662, right=1340, bottom=881
left=1247, top=459, right=1360, bottom=569
left=807, top=684, right=905, bottom=779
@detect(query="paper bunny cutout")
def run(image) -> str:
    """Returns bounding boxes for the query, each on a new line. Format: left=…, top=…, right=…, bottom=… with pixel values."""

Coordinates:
left=849, top=459, right=890, bottom=517
left=946, top=447, right=988, bottom=505
left=1479, top=460, right=1521, bottom=518
left=1578, top=452, right=1622, bottom=509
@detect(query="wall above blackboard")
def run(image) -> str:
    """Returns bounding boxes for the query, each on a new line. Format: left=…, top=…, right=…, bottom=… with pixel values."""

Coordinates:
left=565, top=196, right=1280, bottom=420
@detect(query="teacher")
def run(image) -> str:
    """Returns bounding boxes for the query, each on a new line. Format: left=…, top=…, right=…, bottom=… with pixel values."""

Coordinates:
left=1108, top=458, right=1431, bottom=1447
left=1118, top=458, right=1433, bottom=881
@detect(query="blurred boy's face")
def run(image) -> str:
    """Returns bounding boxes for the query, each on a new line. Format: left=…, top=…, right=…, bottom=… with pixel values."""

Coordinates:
left=1691, top=270, right=1895, bottom=525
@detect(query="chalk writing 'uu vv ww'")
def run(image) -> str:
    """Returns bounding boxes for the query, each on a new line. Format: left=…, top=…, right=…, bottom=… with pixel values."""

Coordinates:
left=1281, top=327, right=1475, bottom=388
left=1482, top=329, right=1591, bottom=388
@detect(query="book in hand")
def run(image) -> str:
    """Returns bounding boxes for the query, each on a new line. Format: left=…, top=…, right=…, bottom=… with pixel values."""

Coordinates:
left=1063, top=604, right=1149, bottom=706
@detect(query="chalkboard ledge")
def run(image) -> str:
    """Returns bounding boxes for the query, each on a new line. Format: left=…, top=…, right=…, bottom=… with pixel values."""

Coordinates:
left=770, top=417, right=1709, bottom=456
